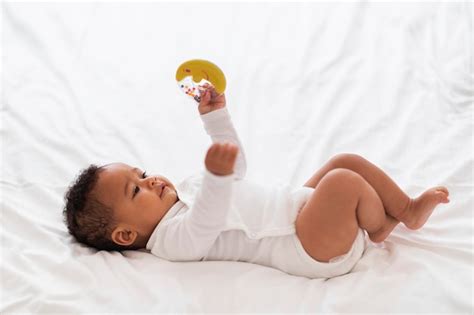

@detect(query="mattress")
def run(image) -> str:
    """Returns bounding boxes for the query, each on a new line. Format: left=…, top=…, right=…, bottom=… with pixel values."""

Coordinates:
left=1, top=2, right=473, bottom=313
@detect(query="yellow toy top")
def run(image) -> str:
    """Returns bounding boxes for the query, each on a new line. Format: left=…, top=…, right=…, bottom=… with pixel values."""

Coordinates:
left=175, top=59, right=226, bottom=94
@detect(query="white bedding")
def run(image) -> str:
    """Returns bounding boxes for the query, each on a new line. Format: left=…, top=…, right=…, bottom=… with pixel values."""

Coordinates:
left=1, top=2, right=473, bottom=313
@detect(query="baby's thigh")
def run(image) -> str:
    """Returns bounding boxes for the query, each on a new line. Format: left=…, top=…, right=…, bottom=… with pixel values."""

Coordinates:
left=295, top=168, right=361, bottom=262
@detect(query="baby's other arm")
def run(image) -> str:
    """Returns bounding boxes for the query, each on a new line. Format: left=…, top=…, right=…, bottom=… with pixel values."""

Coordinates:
left=154, top=143, right=237, bottom=261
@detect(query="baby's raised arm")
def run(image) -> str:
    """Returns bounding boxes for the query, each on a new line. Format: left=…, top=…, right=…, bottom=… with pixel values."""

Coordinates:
left=149, top=144, right=237, bottom=261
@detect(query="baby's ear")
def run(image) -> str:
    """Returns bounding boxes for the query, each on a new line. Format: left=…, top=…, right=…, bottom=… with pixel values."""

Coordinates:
left=111, top=226, right=138, bottom=246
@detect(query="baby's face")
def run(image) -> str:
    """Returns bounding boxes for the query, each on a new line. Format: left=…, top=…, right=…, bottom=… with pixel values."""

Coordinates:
left=94, top=162, right=178, bottom=248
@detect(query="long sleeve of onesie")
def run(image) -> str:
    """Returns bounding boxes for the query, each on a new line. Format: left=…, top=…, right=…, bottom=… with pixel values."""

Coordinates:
left=199, top=107, right=247, bottom=180
left=156, top=169, right=234, bottom=261
left=147, top=107, right=247, bottom=261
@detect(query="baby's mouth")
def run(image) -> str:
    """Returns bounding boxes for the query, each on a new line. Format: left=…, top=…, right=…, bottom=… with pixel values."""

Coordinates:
left=160, top=185, right=166, bottom=198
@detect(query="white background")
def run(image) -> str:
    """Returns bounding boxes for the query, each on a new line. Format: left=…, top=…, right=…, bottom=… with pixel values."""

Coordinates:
left=1, top=2, right=473, bottom=313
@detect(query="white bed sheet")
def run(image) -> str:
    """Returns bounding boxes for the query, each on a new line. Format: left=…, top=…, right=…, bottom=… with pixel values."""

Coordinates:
left=1, top=2, right=473, bottom=313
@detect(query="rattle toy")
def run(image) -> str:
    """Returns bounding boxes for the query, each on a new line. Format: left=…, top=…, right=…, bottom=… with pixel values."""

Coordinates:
left=176, top=59, right=226, bottom=102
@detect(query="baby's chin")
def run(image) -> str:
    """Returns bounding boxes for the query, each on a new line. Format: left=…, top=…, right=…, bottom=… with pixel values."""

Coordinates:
left=164, top=188, right=179, bottom=204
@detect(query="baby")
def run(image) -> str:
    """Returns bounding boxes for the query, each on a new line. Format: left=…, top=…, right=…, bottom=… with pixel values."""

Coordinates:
left=63, top=84, right=450, bottom=278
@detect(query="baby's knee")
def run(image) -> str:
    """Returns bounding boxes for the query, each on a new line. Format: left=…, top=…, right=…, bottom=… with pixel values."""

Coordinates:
left=329, top=153, right=364, bottom=168
left=320, top=168, right=365, bottom=193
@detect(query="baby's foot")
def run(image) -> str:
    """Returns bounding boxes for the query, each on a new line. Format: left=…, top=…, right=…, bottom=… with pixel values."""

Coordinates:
left=401, top=186, right=450, bottom=230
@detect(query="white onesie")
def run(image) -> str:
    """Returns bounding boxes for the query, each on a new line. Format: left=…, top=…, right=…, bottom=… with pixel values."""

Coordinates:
left=146, top=107, right=367, bottom=278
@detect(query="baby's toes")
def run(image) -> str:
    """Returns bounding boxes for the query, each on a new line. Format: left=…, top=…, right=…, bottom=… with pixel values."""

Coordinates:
left=435, top=186, right=449, bottom=196
left=435, top=191, right=450, bottom=203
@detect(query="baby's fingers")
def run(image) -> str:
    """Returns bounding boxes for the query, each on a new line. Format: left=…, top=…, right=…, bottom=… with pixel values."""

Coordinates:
left=222, top=142, right=239, bottom=161
left=205, top=142, right=238, bottom=176
left=198, top=83, right=212, bottom=94
left=209, top=142, right=237, bottom=159
left=200, top=89, right=211, bottom=103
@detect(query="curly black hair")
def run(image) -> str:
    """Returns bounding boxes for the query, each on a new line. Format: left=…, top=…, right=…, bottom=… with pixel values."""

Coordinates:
left=63, top=164, right=136, bottom=251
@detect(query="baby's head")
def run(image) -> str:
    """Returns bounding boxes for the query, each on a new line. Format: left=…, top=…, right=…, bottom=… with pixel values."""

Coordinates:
left=63, top=163, right=178, bottom=251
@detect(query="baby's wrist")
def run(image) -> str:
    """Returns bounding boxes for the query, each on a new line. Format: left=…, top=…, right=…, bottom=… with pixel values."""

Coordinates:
left=200, top=107, right=228, bottom=119
left=204, top=168, right=234, bottom=181
left=200, top=106, right=226, bottom=115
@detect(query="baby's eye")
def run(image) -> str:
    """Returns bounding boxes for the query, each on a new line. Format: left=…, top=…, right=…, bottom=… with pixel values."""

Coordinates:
left=133, top=186, right=140, bottom=197
left=133, top=171, right=147, bottom=198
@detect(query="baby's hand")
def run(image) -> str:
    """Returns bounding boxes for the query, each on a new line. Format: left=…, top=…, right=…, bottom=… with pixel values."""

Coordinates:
left=198, top=83, right=226, bottom=115
left=205, top=142, right=238, bottom=176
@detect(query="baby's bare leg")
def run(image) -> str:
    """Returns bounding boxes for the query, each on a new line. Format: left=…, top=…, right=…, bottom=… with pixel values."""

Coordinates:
left=296, top=168, right=387, bottom=262
left=304, top=154, right=410, bottom=219
left=303, top=154, right=402, bottom=241
left=303, top=154, right=450, bottom=231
